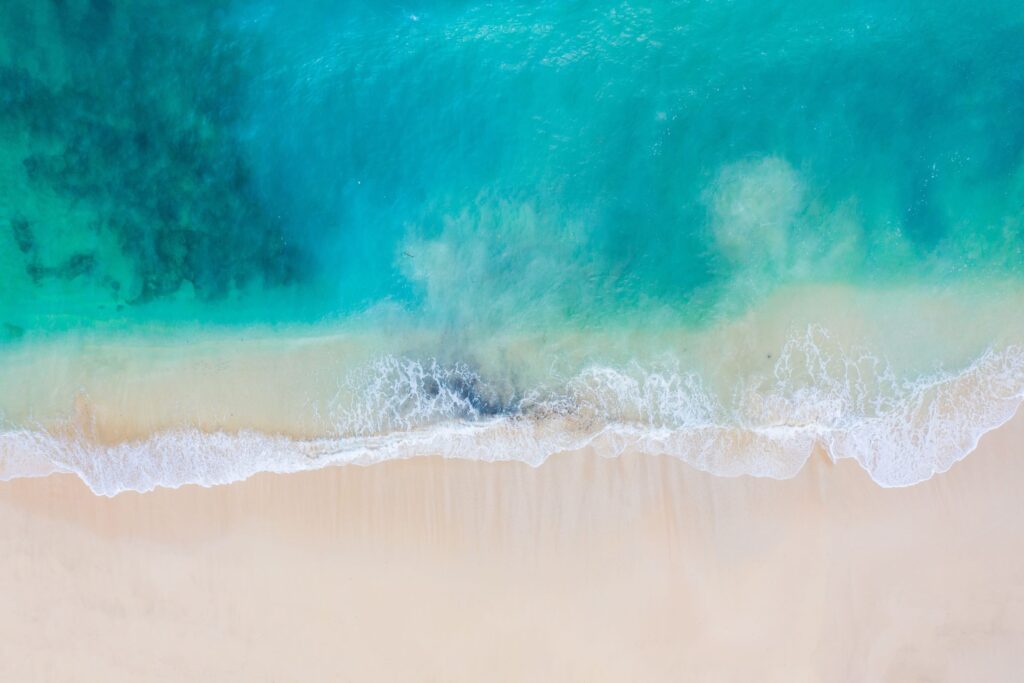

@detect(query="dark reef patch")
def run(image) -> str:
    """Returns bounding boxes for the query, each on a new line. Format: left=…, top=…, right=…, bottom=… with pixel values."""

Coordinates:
left=9, top=215, right=34, bottom=254
left=0, top=2, right=307, bottom=308
left=1, top=323, right=25, bottom=341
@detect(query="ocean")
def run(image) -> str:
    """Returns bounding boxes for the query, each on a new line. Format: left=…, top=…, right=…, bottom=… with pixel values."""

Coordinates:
left=2, top=0, right=1024, bottom=494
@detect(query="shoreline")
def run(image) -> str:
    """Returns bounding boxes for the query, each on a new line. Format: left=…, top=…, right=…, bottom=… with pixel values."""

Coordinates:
left=3, top=337, right=1022, bottom=493
left=3, top=281, right=1024, bottom=493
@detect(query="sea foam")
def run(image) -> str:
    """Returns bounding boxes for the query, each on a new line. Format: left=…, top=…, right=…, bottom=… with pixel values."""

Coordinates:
left=1, top=327, right=1022, bottom=495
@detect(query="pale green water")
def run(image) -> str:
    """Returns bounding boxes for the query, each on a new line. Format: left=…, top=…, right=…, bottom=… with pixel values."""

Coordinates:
left=2, top=1, right=1024, bottom=492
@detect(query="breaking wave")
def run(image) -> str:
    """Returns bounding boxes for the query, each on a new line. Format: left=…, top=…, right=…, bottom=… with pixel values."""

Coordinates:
left=2, top=327, right=1023, bottom=495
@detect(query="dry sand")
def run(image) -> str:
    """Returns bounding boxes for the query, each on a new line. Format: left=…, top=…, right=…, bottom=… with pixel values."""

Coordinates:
left=2, top=413, right=1024, bottom=681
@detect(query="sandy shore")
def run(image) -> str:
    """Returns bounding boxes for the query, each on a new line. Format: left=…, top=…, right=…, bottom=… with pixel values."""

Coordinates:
left=2, top=412, right=1024, bottom=681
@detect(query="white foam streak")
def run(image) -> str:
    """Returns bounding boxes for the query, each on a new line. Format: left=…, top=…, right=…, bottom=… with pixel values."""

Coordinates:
left=2, top=328, right=1023, bottom=495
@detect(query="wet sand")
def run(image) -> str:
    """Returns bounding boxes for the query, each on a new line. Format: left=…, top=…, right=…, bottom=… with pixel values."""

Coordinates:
left=2, top=413, right=1024, bottom=681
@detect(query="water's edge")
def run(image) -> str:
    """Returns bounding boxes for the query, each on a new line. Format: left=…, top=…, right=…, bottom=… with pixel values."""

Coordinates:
left=4, top=341, right=1021, bottom=496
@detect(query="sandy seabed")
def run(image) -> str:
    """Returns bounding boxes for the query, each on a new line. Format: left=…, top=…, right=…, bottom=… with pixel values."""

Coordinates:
left=2, top=413, right=1024, bottom=681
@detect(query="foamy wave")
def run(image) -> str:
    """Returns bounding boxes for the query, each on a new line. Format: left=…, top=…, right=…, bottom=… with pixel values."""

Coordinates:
left=2, top=327, right=1023, bottom=495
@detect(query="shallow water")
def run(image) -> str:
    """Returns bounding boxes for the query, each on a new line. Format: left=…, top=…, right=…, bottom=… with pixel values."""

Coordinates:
left=1, top=1, right=1023, bottom=492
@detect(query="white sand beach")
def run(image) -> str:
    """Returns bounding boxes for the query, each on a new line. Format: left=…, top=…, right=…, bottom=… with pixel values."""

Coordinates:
left=2, top=411, right=1023, bottom=681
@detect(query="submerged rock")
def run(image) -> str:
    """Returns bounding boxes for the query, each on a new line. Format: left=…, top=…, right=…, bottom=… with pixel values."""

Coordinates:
left=9, top=215, right=34, bottom=254
left=1, top=323, right=24, bottom=340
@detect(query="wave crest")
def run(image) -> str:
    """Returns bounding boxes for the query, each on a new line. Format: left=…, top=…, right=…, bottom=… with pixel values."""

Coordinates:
left=2, top=327, right=1023, bottom=495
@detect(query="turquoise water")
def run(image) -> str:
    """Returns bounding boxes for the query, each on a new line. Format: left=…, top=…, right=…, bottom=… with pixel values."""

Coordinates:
left=2, top=1, right=1024, bottom=493
left=2, top=0, right=1023, bottom=336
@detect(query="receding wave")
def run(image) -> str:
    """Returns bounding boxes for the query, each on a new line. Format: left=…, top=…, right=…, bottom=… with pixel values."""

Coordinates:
left=2, top=326, right=1022, bottom=495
